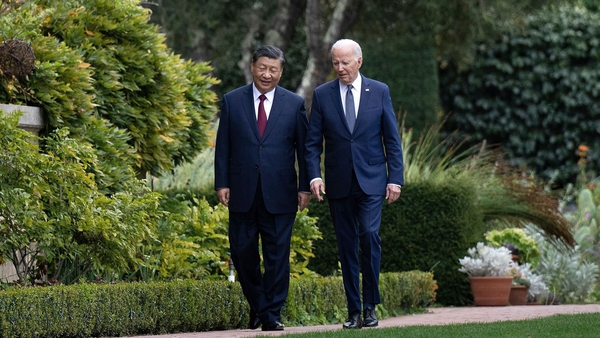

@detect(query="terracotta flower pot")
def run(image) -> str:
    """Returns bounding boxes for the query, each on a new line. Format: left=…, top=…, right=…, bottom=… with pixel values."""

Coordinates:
left=469, top=276, right=513, bottom=306
left=509, top=285, right=528, bottom=305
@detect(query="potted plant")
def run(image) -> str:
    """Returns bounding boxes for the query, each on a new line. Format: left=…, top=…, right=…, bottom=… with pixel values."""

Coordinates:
left=459, top=242, right=516, bottom=306
left=508, top=266, right=530, bottom=305
left=515, top=262, right=548, bottom=304
left=485, top=228, right=541, bottom=268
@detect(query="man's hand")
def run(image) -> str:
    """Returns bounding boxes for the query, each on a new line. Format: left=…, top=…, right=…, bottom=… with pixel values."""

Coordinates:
left=217, top=188, right=230, bottom=207
left=298, top=192, right=311, bottom=211
left=385, top=184, right=401, bottom=204
left=310, top=180, right=326, bottom=202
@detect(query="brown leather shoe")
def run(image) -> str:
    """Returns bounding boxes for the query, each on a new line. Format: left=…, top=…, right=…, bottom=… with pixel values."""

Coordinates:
left=343, top=311, right=362, bottom=329
left=363, top=307, right=378, bottom=327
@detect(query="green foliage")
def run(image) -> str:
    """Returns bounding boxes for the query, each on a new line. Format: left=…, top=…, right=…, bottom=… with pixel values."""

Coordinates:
left=357, top=34, right=440, bottom=136
left=151, top=123, right=322, bottom=279
left=308, top=180, right=483, bottom=306
left=380, top=180, right=484, bottom=306
left=0, top=111, right=163, bottom=285
left=0, top=280, right=248, bottom=337
left=0, top=272, right=434, bottom=337
left=440, top=5, right=600, bottom=187
left=486, top=228, right=541, bottom=267
left=283, top=271, right=435, bottom=326
left=129, top=195, right=231, bottom=281
left=0, top=0, right=219, bottom=192
left=526, top=224, right=599, bottom=304
left=151, top=143, right=216, bottom=197
left=290, top=208, right=322, bottom=278
left=308, top=121, right=574, bottom=306
left=130, top=194, right=321, bottom=281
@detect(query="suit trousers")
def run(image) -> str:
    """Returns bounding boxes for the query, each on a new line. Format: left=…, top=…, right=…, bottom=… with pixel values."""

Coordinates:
left=328, top=171, right=383, bottom=315
left=228, top=176, right=295, bottom=324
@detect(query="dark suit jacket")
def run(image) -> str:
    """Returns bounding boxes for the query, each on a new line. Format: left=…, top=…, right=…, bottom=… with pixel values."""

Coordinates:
left=305, top=75, right=404, bottom=199
left=215, top=84, right=309, bottom=214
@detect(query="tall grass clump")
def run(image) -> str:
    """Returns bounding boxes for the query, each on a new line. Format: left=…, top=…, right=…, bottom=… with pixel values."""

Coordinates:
left=400, top=116, right=573, bottom=246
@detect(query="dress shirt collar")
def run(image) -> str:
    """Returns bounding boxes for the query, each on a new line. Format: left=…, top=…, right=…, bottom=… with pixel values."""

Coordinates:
left=339, top=73, right=362, bottom=94
left=252, top=84, right=275, bottom=102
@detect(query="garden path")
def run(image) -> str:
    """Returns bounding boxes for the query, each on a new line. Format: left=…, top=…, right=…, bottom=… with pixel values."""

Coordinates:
left=118, top=304, right=600, bottom=338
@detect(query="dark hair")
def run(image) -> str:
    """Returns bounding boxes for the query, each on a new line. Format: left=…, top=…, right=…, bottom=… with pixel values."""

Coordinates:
left=252, top=45, right=285, bottom=68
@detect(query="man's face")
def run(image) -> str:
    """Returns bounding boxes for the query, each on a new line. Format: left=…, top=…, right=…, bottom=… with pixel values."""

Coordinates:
left=251, top=56, right=283, bottom=94
left=332, top=45, right=362, bottom=85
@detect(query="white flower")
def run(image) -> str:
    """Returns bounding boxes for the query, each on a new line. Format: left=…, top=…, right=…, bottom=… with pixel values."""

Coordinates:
left=458, top=242, right=515, bottom=277
left=517, top=262, right=548, bottom=298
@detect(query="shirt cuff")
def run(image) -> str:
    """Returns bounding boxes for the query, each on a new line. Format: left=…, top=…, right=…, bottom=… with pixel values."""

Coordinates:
left=310, top=177, right=323, bottom=185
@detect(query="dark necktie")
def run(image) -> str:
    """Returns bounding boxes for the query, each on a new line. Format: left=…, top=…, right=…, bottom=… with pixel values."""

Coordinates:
left=258, top=94, right=267, bottom=137
left=346, top=85, right=355, bottom=133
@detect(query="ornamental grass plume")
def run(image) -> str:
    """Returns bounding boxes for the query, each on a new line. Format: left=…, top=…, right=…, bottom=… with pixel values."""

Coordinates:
left=399, top=116, right=574, bottom=247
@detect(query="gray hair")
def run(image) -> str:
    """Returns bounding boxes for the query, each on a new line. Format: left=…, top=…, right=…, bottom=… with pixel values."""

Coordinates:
left=331, top=39, right=362, bottom=60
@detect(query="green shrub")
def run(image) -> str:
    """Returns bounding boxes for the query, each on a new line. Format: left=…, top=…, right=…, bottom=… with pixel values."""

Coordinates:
left=380, top=180, right=484, bottom=306
left=0, top=111, right=162, bottom=285
left=308, top=180, right=484, bottom=306
left=440, top=5, right=600, bottom=186
left=0, top=0, right=219, bottom=192
left=0, top=272, right=435, bottom=337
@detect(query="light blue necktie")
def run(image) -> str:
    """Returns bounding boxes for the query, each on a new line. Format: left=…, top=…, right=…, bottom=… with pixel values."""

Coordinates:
left=346, top=85, right=355, bottom=133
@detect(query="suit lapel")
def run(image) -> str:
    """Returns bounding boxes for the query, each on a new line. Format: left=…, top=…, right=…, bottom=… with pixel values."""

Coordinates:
left=328, top=79, right=350, bottom=133
left=262, top=86, right=284, bottom=139
left=355, top=75, right=371, bottom=131
left=242, top=84, right=261, bottom=139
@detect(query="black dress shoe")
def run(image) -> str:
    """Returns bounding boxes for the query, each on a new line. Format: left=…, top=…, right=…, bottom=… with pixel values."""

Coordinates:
left=249, top=312, right=260, bottom=330
left=343, top=311, right=362, bottom=329
left=363, top=307, right=378, bottom=327
left=262, top=321, right=285, bottom=331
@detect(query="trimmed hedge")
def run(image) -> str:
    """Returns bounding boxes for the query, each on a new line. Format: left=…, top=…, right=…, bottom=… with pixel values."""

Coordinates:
left=0, top=272, right=435, bottom=337
left=308, top=180, right=485, bottom=306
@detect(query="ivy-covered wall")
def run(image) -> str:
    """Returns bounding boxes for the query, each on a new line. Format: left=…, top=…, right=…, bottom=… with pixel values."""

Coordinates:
left=439, top=5, right=600, bottom=186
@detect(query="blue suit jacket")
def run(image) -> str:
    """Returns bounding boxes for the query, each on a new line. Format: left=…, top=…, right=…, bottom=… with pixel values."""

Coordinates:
left=305, top=76, right=404, bottom=199
left=215, top=84, right=309, bottom=214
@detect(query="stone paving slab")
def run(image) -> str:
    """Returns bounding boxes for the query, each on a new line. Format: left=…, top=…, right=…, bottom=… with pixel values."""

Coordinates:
left=119, top=304, right=600, bottom=338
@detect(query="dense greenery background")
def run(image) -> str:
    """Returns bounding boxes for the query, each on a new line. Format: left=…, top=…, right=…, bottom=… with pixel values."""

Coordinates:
left=440, top=5, right=600, bottom=187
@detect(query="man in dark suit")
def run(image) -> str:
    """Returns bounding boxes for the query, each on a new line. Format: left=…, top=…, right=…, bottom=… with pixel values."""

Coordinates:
left=305, top=39, right=404, bottom=329
left=214, top=45, right=310, bottom=332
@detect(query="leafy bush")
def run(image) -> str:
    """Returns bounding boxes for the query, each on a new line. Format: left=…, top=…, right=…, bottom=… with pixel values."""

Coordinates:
left=440, top=5, right=600, bottom=186
left=0, top=0, right=219, bottom=192
left=129, top=194, right=321, bottom=282
left=0, top=111, right=162, bottom=285
left=526, top=223, right=599, bottom=304
left=308, top=122, right=574, bottom=306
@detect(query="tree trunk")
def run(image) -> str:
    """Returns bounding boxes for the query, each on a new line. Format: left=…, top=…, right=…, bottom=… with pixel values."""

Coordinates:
left=297, top=0, right=359, bottom=112
left=238, top=8, right=262, bottom=84
left=263, top=0, right=307, bottom=50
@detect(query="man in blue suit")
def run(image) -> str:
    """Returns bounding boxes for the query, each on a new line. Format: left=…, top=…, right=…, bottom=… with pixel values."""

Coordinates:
left=305, top=39, right=404, bottom=329
left=214, top=45, right=310, bottom=332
